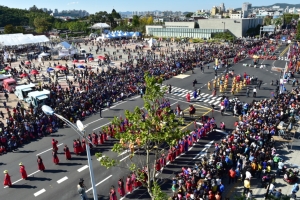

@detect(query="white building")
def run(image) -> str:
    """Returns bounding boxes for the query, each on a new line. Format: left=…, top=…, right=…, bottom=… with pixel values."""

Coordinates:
left=242, top=2, right=252, bottom=12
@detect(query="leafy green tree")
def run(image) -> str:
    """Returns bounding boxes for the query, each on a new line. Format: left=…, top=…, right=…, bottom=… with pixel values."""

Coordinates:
left=95, top=74, right=187, bottom=200
left=132, top=15, right=140, bottom=27
left=296, top=23, right=300, bottom=40
left=15, top=26, right=25, bottom=33
left=34, top=17, right=52, bottom=33
left=185, top=12, right=193, bottom=18
left=4, top=24, right=15, bottom=34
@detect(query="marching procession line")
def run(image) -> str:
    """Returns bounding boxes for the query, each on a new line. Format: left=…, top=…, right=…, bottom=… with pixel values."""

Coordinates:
left=86, top=175, right=112, bottom=193
left=36, top=143, right=64, bottom=156
left=34, top=188, right=46, bottom=197
left=4, top=170, right=40, bottom=188
left=57, top=176, right=68, bottom=184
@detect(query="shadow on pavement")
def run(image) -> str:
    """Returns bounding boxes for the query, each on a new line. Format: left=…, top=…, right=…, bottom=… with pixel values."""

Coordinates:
left=27, top=177, right=52, bottom=181
left=12, top=184, right=37, bottom=189
left=44, top=169, right=67, bottom=173
left=58, top=162, right=81, bottom=166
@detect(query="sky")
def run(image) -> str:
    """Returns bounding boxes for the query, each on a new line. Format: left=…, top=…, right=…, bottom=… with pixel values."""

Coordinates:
left=1, top=0, right=300, bottom=14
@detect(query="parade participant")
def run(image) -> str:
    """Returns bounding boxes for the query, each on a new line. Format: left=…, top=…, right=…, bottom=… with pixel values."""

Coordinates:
left=63, top=144, right=71, bottom=160
left=3, top=170, right=12, bottom=187
left=193, top=90, right=198, bottom=99
left=19, top=162, right=27, bottom=180
left=98, top=131, right=104, bottom=145
left=78, top=139, right=85, bottom=153
left=109, top=185, right=118, bottom=200
left=186, top=92, right=190, bottom=102
left=73, top=139, right=79, bottom=155
left=52, top=148, right=59, bottom=165
left=52, top=138, right=58, bottom=151
left=212, top=88, right=216, bottom=97
left=118, top=178, right=125, bottom=197
left=81, top=138, right=87, bottom=152
left=208, top=81, right=211, bottom=90
left=92, top=132, right=98, bottom=146
left=126, top=175, right=133, bottom=193
left=37, top=156, right=45, bottom=172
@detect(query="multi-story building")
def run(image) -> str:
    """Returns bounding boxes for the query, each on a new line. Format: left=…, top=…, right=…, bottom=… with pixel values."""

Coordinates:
left=220, top=3, right=225, bottom=13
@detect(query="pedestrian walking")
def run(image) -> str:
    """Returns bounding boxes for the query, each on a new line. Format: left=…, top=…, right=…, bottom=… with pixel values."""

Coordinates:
left=63, top=145, right=71, bottom=160
left=77, top=178, right=88, bottom=200
left=4, top=93, right=8, bottom=102
left=99, top=107, right=102, bottom=118
left=3, top=170, right=12, bottom=187
left=37, top=156, right=45, bottom=172
left=19, top=162, right=27, bottom=180
left=52, top=149, right=59, bottom=165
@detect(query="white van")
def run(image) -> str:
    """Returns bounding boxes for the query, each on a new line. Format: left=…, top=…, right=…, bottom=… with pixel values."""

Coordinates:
left=0, top=74, right=12, bottom=85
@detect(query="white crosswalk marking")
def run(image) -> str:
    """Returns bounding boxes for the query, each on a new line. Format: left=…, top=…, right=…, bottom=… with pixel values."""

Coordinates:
left=208, top=100, right=215, bottom=104
left=163, top=85, right=221, bottom=106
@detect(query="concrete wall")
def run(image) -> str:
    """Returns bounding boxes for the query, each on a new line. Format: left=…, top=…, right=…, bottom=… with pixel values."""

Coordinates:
left=164, top=22, right=195, bottom=28
left=146, top=25, right=163, bottom=35
left=197, top=18, right=263, bottom=38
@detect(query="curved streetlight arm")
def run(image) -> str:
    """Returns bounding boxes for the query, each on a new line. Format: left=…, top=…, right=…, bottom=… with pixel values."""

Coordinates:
left=54, top=113, right=95, bottom=147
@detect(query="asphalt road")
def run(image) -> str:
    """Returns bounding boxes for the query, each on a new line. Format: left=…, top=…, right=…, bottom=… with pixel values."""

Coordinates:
left=0, top=44, right=289, bottom=200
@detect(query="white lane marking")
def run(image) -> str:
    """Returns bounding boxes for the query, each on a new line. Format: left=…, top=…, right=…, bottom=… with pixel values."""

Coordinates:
left=57, top=176, right=68, bottom=184
left=203, top=99, right=210, bottom=102
left=77, top=165, right=89, bottom=172
left=85, top=118, right=104, bottom=126
left=118, top=149, right=129, bottom=157
left=4, top=170, right=40, bottom=188
left=86, top=175, right=112, bottom=192
left=34, top=188, right=46, bottom=197
left=120, top=155, right=130, bottom=162
left=36, top=143, right=64, bottom=156
left=93, top=122, right=111, bottom=131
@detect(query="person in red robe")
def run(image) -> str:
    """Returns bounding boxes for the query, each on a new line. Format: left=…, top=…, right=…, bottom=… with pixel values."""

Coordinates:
left=73, top=140, right=79, bottom=155
left=52, top=149, right=59, bottom=165
left=159, top=154, right=166, bottom=168
left=117, top=178, right=125, bottom=197
left=92, top=132, right=98, bottom=146
left=109, top=185, right=117, bottom=200
left=126, top=175, right=133, bottom=193
left=63, top=145, right=71, bottom=160
left=37, top=156, right=45, bottom=171
left=3, top=170, right=12, bottom=187
left=98, top=131, right=104, bottom=144
left=155, top=160, right=161, bottom=172
left=81, top=139, right=86, bottom=152
left=186, top=92, right=190, bottom=102
left=77, top=139, right=84, bottom=153
left=52, top=139, right=58, bottom=151
left=19, top=162, right=27, bottom=179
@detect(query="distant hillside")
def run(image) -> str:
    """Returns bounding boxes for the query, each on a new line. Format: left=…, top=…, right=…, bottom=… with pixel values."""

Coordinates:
left=236, top=3, right=300, bottom=10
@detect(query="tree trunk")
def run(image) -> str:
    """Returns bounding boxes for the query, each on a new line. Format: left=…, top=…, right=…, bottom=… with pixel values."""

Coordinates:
left=146, top=149, right=154, bottom=199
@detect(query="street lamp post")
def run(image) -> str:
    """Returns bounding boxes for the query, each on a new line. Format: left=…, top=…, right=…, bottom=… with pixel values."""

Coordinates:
left=41, top=105, right=98, bottom=200
left=222, top=22, right=225, bottom=32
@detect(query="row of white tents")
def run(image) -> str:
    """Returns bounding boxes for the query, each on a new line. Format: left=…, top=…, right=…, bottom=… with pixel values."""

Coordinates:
left=96, top=31, right=141, bottom=41
left=0, top=33, right=49, bottom=46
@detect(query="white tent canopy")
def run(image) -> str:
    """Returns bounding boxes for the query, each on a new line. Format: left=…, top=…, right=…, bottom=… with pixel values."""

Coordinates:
left=55, top=41, right=71, bottom=49
left=0, top=33, right=49, bottom=46
left=90, top=23, right=110, bottom=29
left=147, top=38, right=157, bottom=47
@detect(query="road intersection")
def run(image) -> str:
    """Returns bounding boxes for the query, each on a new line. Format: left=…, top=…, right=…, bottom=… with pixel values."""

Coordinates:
left=0, top=43, right=288, bottom=200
